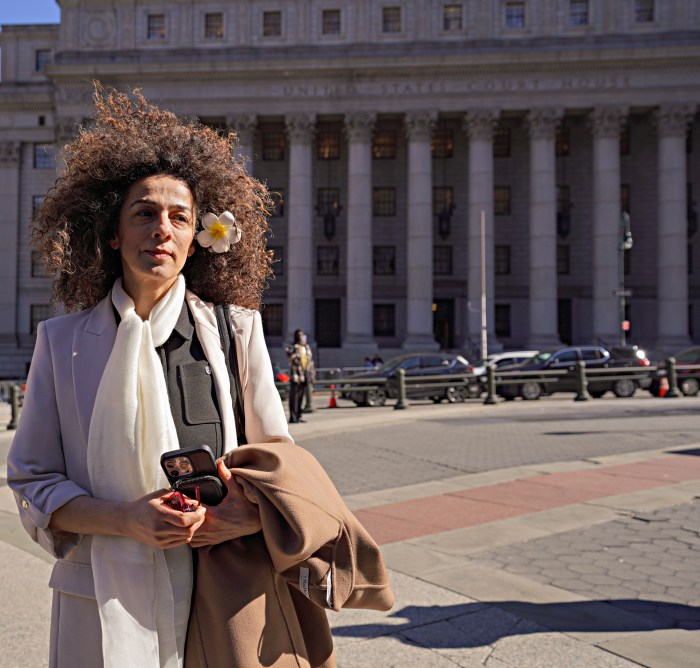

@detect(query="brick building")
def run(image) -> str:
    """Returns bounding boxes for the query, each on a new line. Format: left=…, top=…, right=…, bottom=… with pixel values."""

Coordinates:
left=0, top=0, right=699, bottom=373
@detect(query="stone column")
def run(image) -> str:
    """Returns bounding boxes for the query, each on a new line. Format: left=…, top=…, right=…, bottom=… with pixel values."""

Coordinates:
left=285, top=114, right=316, bottom=342
left=654, top=104, right=695, bottom=351
left=343, top=112, right=377, bottom=350
left=403, top=111, right=439, bottom=351
left=590, top=106, right=628, bottom=345
left=463, top=109, right=500, bottom=352
left=228, top=114, right=257, bottom=172
left=0, top=142, right=21, bottom=346
left=526, top=108, right=564, bottom=349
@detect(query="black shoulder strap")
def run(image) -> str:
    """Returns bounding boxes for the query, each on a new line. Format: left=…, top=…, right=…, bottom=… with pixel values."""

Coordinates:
left=214, top=304, right=247, bottom=446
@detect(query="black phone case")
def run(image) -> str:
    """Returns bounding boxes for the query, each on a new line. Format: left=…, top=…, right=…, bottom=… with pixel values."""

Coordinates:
left=173, top=475, right=226, bottom=506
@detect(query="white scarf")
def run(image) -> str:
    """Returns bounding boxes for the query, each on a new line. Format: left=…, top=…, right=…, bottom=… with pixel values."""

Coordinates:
left=87, top=275, right=191, bottom=668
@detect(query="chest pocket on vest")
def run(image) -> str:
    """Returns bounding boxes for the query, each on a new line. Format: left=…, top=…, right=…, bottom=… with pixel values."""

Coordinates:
left=177, top=361, right=222, bottom=425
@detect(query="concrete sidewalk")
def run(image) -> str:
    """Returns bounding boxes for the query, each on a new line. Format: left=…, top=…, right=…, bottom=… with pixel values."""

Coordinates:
left=1, top=401, right=699, bottom=667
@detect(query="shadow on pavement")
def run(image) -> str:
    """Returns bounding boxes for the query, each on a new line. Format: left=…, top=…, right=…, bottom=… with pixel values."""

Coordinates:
left=332, top=599, right=700, bottom=646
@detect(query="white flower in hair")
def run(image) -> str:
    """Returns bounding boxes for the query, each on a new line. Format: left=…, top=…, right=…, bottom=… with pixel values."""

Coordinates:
left=197, top=211, right=242, bottom=253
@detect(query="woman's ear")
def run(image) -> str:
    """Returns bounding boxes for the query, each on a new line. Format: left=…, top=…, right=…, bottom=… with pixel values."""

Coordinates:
left=108, top=237, right=119, bottom=250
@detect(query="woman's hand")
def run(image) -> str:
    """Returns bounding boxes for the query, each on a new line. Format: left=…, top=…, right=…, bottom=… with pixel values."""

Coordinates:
left=124, top=489, right=207, bottom=548
left=188, top=461, right=261, bottom=547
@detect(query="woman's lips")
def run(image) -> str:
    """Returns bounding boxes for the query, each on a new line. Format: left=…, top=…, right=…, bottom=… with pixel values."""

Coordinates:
left=145, top=249, right=172, bottom=259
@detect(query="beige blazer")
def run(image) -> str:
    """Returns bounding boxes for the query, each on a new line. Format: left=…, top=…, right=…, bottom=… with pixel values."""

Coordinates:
left=6, top=290, right=292, bottom=598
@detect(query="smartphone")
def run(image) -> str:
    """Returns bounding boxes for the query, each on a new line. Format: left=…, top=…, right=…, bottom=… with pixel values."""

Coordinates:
left=160, top=445, right=227, bottom=506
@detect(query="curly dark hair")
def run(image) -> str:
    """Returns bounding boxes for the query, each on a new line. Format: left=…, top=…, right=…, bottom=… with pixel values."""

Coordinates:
left=32, top=84, right=274, bottom=311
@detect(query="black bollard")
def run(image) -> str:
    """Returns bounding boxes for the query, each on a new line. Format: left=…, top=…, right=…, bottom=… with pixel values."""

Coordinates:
left=574, top=361, right=590, bottom=402
left=7, top=384, right=20, bottom=430
left=665, top=357, right=680, bottom=398
left=394, top=369, right=408, bottom=410
left=484, top=366, right=497, bottom=405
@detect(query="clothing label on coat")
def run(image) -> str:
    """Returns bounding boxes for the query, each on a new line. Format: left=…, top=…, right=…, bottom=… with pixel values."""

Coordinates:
left=299, top=567, right=310, bottom=598
left=326, top=570, right=333, bottom=608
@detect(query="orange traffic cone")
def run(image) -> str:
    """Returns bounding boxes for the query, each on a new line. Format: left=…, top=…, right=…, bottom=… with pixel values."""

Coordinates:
left=658, top=376, right=669, bottom=398
left=328, top=384, right=338, bottom=408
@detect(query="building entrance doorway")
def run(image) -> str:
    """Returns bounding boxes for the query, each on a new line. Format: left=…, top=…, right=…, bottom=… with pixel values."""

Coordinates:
left=433, top=299, right=455, bottom=349
left=315, top=298, right=341, bottom=347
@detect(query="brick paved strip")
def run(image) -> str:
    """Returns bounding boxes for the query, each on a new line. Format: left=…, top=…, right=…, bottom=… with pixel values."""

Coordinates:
left=356, top=453, right=700, bottom=546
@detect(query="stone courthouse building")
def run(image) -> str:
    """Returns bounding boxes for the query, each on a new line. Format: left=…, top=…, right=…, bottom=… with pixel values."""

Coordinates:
left=1, top=0, right=699, bottom=373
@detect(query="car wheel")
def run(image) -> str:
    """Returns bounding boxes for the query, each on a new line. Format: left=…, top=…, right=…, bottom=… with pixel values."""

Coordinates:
left=520, top=382, right=542, bottom=400
left=679, top=377, right=700, bottom=397
left=466, top=383, right=482, bottom=399
left=589, top=391, right=606, bottom=399
left=613, top=379, right=637, bottom=398
left=445, top=386, right=466, bottom=403
left=366, top=389, right=387, bottom=407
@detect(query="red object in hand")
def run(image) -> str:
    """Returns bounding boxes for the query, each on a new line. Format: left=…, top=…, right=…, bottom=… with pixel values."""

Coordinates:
left=166, top=489, right=199, bottom=512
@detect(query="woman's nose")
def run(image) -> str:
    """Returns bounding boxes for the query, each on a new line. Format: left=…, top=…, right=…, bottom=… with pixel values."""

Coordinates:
left=152, top=211, right=172, bottom=238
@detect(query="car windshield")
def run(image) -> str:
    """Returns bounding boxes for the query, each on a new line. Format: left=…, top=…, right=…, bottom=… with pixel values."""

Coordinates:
left=378, top=357, right=414, bottom=373
left=522, top=352, right=553, bottom=367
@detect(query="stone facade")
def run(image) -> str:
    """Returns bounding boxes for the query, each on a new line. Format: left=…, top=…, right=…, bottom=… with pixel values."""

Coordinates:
left=1, top=0, right=699, bottom=373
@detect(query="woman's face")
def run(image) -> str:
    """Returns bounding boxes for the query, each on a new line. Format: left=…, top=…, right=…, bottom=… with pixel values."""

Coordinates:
left=110, top=174, right=195, bottom=295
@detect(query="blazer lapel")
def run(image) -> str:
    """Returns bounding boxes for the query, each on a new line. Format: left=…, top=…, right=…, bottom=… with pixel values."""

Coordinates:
left=186, top=291, right=239, bottom=453
left=72, top=296, right=118, bottom=447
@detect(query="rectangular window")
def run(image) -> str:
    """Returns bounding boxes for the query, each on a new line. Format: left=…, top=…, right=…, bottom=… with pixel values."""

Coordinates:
left=317, top=131, right=340, bottom=160
left=635, top=0, right=654, bottom=23
left=269, top=246, right=284, bottom=276
left=31, top=304, right=51, bottom=334
left=270, top=189, right=285, bottom=217
left=432, top=187, right=453, bottom=217
left=322, top=9, right=341, bottom=34
left=620, top=123, right=630, bottom=155
left=443, top=4, right=463, bottom=31
left=505, top=2, right=525, bottom=29
left=431, top=128, right=454, bottom=158
left=32, top=195, right=45, bottom=216
left=373, top=245, right=396, bottom=275
left=433, top=245, right=453, bottom=275
left=555, top=127, right=570, bottom=156
left=263, top=11, right=282, bottom=36
left=204, top=13, right=224, bottom=39
left=557, top=245, right=570, bottom=275
left=372, top=131, right=397, bottom=159
left=373, top=304, right=395, bottom=337
left=495, top=304, right=511, bottom=338
left=621, top=184, right=630, bottom=214
left=569, top=0, right=588, bottom=26
left=262, top=132, right=286, bottom=160
left=317, top=246, right=339, bottom=276
left=35, top=49, right=51, bottom=72
left=316, top=188, right=341, bottom=217
left=494, top=186, right=511, bottom=215
left=33, top=143, right=54, bottom=169
left=495, top=245, right=511, bottom=275
left=31, top=251, right=52, bottom=277
left=147, top=14, right=166, bottom=40
left=261, top=303, right=283, bottom=336
left=373, top=188, right=396, bottom=216
left=316, top=299, right=341, bottom=347
left=382, top=7, right=402, bottom=33
left=493, top=127, right=511, bottom=157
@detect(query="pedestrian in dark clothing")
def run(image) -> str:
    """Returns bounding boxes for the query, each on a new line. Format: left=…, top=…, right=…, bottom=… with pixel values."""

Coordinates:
left=284, top=329, right=315, bottom=423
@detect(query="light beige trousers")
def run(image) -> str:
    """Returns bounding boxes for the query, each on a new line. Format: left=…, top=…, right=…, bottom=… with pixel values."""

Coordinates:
left=49, top=591, right=103, bottom=668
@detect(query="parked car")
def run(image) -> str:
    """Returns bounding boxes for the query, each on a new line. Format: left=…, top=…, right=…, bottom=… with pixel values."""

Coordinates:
left=346, top=353, right=474, bottom=406
left=496, top=345, right=652, bottom=400
left=649, top=346, right=700, bottom=397
left=469, top=351, right=539, bottom=397
left=272, top=363, right=290, bottom=400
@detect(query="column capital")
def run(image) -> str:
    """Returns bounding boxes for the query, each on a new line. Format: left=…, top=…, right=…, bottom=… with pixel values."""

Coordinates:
left=227, top=114, right=257, bottom=145
left=344, top=112, right=376, bottom=142
left=463, top=109, right=500, bottom=141
left=653, top=104, right=696, bottom=138
left=588, top=106, right=629, bottom=139
left=526, top=108, right=564, bottom=140
left=55, top=117, right=81, bottom=145
left=285, top=113, right=316, bottom=143
left=404, top=110, right=437, bottom=142
left=0, top=141, right=21, bottom=165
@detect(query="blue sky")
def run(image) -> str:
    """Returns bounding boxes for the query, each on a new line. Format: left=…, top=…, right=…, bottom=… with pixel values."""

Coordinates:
left=0, top=0, right=60, bottom=26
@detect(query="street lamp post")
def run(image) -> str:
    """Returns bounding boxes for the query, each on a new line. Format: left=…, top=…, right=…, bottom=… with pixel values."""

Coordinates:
left=618, top=211, right=633, bottom=346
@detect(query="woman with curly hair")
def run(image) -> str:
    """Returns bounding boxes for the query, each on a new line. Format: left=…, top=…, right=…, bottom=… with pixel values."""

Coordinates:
left=7, top=85, right=293, bottom=667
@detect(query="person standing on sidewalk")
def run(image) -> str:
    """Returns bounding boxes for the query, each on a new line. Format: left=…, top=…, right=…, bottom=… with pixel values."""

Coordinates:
left=285, top=329, right=315, bottom=423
